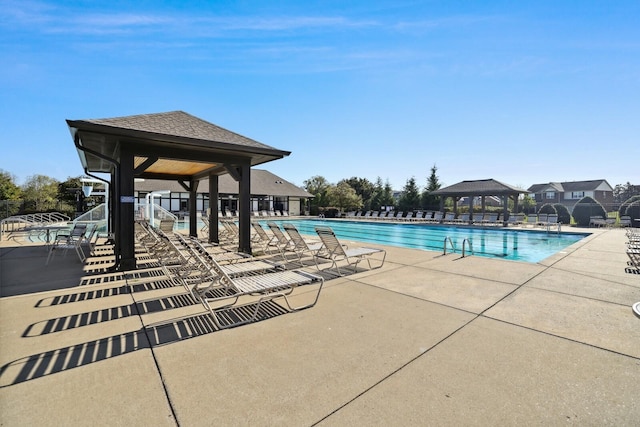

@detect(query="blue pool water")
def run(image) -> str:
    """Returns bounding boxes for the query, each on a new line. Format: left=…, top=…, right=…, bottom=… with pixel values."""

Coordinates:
left=258, top=219, right=588, bottom=263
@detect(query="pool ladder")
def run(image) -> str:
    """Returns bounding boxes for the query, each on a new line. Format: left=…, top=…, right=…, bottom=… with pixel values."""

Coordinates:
left=443, top=237, right=455, bottom=254
left=443, top=237, right=474, bottom=257
left=461, top=238, right=473, bottom=257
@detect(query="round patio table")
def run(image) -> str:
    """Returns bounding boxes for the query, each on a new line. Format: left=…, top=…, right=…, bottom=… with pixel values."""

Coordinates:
left=633, top=302, right=640, bottom=319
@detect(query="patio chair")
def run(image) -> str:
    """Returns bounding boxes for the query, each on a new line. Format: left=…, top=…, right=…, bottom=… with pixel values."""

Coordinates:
left=282, top=223, right=325, bottom=266
left=45, top=223, right=87, bottom=265
left=200, top=255, right=324, bottom=329
left=314, top=226, right=386, bottom=276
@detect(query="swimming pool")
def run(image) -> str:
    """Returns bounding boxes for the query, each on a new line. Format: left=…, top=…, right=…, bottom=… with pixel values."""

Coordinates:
left=258, top=219, right=588, bottom=263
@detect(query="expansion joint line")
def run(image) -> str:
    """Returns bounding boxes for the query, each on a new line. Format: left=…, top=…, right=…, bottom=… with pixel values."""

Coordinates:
left=129, top=278, right=181, bottom=427
left=310, top=316, right=478, bottom=426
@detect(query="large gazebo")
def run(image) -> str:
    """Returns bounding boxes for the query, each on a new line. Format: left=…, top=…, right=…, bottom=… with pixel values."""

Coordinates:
left=431, top=179, right=528, bottom=225
left=67, top=111, right=290, bottom=271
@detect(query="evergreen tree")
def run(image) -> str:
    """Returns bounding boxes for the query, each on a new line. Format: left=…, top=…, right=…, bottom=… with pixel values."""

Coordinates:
left=398, top=177, right=421, bottom=212
left=421, top=164, right=441, bottom=209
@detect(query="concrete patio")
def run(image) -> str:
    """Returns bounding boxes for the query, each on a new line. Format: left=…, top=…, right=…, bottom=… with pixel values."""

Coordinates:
left=1, top=226, right=639, bottom=425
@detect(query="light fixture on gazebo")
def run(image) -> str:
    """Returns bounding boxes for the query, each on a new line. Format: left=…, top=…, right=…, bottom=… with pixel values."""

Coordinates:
left=82, top=183, right=93, bottom=197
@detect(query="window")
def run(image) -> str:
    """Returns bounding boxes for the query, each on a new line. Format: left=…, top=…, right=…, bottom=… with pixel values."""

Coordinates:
left=545, top=192, right=555, bottom=199
left=570, top=191, right=585, bottom=199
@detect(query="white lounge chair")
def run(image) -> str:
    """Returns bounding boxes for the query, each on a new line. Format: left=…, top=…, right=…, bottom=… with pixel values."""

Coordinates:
left=314, top=226, right=386, bottom=276
left=201, top=256, right=324, bottom=329
left=283, top=223, right=325, bottom=266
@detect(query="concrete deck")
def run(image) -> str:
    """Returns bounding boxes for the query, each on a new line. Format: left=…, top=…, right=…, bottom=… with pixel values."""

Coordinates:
left=1, top=226, right=639, bottom=425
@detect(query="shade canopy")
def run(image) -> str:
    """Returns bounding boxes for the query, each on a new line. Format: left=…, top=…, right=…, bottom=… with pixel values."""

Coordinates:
left=431, top=179, right=527, bottom=197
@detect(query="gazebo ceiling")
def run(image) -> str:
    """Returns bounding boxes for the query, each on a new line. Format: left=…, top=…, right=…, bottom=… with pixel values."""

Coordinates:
left=67, top=111, right=291, bottom=178
left=133, top=157, right=218, bottom=177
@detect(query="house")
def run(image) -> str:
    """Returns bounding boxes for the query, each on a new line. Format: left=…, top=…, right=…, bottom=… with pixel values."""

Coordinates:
left=134, top=169, right=312, bottom=216
left=527, top=179, right=614, bottom=212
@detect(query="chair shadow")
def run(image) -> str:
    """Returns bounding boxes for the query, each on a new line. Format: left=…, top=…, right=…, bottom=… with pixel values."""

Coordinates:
left=2, top=299, right=288, bottom=387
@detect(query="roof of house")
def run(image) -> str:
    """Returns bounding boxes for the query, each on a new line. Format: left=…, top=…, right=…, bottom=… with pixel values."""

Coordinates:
left=527, top=179, right=612, bottom=193
left=135, top=169, right=313, bottom=198
left=431, top=179, right=527, bottom=196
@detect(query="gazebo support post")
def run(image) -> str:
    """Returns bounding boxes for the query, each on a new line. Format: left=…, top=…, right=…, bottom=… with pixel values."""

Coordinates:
left=188, top=178, right=199, bottom=238
left=209, top=174, right=219, bottom=244
left=502, top=195, right=509, bottom=226
left=118, top=148, right=136, bottom=271
left=238, top=163, right=252, bottom=254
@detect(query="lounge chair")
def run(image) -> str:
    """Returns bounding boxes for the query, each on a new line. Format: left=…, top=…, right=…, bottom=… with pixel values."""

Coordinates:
left=282, top=223, right=325, bottom=266
left=619, top=216, right=632, bottom=228
left=200, top=255, right=324, bottom=329
left=443, top=212, right=456, bottom=223
left=589, top=216, right=607, bottom=227
left=250, top=222, right=279, bottom=254
left=506, top=213, right=525, bottom=226
left=431, top=211, right=444, bottom=223
left=266, top=221, right=297, bottom=259
left=314, top=226, right=386, bottom=276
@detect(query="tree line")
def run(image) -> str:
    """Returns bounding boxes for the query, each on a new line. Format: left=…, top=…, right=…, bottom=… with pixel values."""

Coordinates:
left=0, top=170, right=104, bottom=220
left=302, top=165, right=445, bottom=216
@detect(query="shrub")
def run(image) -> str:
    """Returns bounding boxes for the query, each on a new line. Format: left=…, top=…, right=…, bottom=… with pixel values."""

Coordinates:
left=553, top=203, right=571, bottom=225
left=618, top=195, right=640, bottom=217
left=625, top=201, right=640, bottom=227
left=571, top=196, right=607, bottom=226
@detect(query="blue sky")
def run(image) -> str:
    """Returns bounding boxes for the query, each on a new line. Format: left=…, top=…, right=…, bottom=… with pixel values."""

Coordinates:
left=1, top=0, right=638, bottom=190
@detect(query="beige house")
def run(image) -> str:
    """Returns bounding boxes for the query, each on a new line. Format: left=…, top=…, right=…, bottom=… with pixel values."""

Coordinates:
left=134, top=169, right=312, bottom=216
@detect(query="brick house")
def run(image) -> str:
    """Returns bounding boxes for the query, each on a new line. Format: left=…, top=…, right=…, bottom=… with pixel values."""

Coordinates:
left=527, top=179, right=614, bottom=212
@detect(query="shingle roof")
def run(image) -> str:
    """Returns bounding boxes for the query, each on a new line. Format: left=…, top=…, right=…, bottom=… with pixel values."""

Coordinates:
left=134, top=169, right=312, bottom=198
left=431, top=179, right=527, bottom=196
left=527, top=179, right=611, bottom=193
left=81, top=110, right=275, bottom=150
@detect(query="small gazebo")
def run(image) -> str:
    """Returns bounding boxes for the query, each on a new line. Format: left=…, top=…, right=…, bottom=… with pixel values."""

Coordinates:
left=431, top=179, right=528, bottom=225
left=67, top=111, right=290, bottom=270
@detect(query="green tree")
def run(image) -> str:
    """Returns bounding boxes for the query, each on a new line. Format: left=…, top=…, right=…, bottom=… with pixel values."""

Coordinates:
left=343, top=177, right=375, bottom=210
left=421, top=164, right=441, bottom=209
left=21, top=174, right=59, bottom=212
left=613, top=182, right=638, bottom=204
left=520, top=194, right=536, bottom=214
left=380, top=180, right=395, bottom=209
left=303, top=175, right=333, bottom=215
left=326, top=181, right=363, bottom=212
left=369, top=177, right=385, bottom=211
left=0, top=170, right=21, bottom=200
left=398, top=177, right=421, bottom=212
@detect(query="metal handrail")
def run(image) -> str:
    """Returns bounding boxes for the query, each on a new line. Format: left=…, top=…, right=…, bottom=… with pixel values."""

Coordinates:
left=462, top=238, right=473, bottom=257
left=443, top=237, right=455, bottom=254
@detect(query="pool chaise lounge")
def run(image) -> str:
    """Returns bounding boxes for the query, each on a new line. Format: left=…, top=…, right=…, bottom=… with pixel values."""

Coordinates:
left=314, top=225, right=386, bottom=276
left=200, top=255, right=324, bottom=329
left=282, top=223, right=325, bottom=266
